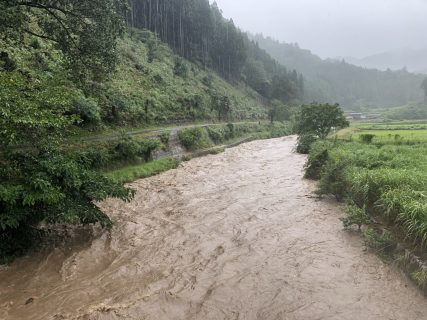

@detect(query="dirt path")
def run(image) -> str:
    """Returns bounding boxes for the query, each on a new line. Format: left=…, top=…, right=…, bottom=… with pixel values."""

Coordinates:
left=1, top=136, right=426, bottom=320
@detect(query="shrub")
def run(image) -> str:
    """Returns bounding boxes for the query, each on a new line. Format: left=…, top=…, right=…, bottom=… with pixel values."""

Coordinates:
left=75, top=147, right=112, bottom=169
left=178, top=127, right=211, bottom=151
left=360, top=134, right=376, bottom=143
left=202, top=74, right=213, bottom=87
left=0, top=150, right=134, bottom=262
left=70, top=95, right=101, bottom=126
left=207, top=126, right=228, bottom=144
left=227, top=123, right=235, bottom=139
left=304, top=141, right=330, bottom=179
left=412, top=269, right=427, bottom=291
left=317, top=157, right=349, bottom=200
left=296, top=134, right=317, bottom=154
left=159, top=131, right=170, bottom=146
left=363, top=227, right=396, bottom=257
left=174, top=57, right=188, bottom=78
left=341, top=204, right=370, bottom=231
left=138, top=139, right=161, bottom=161
left=114, top=132, right=140, bottom=160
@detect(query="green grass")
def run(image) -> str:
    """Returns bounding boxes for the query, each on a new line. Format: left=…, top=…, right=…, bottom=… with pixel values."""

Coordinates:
left=333, top=122, right=427, bottom=144
left=104, top=121, right=291, bottom=183
left=306, top=138, right=427, bottom=248
left=105, top=157, right=180, bottom=183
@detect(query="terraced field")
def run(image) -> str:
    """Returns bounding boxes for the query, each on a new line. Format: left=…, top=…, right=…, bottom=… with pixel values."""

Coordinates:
left=334, top=121, right=427, bottom=143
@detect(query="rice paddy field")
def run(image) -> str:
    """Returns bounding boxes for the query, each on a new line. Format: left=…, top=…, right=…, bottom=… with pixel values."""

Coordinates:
left=333, top=121, right=427, bottom=143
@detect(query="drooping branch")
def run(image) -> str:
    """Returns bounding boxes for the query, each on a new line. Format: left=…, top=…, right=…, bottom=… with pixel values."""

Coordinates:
left=20, top=27, right=59, bottom=43
left=13, top=1, right=78, bottom=17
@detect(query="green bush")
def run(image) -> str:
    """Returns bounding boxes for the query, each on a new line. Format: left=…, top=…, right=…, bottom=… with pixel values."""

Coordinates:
left=341, top=204, right=370, bottom=230
left=363, top=227, right=395, bottom=257
left=207, top=126, right=228, bottom=144
left=411, top=269, right=427, bottom=291
left=114, top=132, right=141, bottom=160
left=113, top=133, right=161, bottom=162
left=0, top=150, right=134, bottom=262
left=174, top=57, right=188, bottom=78
left=178, top=127, right=211, bottom=151
left=159, top=131, right=170, bottom=146
left=76, top=147, right=112, bottom=169
left=304, top=141, right=330, bottom=179
left=317, top=157, right=349, bottom=200
left=139, top=139, right=161, bottom=161
left=296, top=134, right=317, bottom=154
left=70, top=95, right=101, bottom=125
left=360, top=134, right=375, bottom=144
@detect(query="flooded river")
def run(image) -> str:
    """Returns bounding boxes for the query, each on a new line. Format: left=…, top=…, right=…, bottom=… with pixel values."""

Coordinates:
left=1, top=136, right=426, bottom=319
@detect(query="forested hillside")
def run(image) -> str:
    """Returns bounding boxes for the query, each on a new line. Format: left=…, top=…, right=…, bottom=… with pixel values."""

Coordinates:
left=125, top=0, right=303, bottom=104
left=251, top=34, right=425, bottom=109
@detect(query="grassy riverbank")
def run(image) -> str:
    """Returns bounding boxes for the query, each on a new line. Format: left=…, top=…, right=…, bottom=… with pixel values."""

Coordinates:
left=305, top=123, right=427, bottom=291
left=103, top=121, right=291, bottom=183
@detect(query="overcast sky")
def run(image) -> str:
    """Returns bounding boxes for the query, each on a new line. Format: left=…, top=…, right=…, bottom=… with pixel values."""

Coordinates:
left=211, top=0, right=427, bottom=59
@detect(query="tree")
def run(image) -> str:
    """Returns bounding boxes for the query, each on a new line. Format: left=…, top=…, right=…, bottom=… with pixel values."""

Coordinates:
left=421, top=78, right=427, bottom=102
left=0, top=0, right=127, bottom=89
left=268, top=100, right=290, bottom=123
left=0, top=1, right=133, bottom=261
left=211, top=93, right=231, bottom=121
left=296, top=103, right=349, bottom=138
left=0, top=70, right=134, bottom=262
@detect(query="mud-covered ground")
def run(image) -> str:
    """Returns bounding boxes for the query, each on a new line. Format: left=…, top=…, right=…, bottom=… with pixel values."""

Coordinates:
left=1, top=136, right=426, bottom=320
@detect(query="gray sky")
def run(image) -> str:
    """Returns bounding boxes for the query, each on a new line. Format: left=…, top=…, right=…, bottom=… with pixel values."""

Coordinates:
left=211, top=0, right=427, bottom=58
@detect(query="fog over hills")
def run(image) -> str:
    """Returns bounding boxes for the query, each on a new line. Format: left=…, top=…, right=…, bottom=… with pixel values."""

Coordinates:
left=341, top=49, right=427, bottom=74
left=250, top=34, right=425, bottom=109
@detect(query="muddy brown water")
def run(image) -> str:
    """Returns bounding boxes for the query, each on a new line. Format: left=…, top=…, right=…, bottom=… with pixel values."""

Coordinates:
left=1, top=136, right=426, bottom=320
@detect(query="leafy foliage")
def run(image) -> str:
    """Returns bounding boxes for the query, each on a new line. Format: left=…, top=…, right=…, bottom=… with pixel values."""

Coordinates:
left=363, top=228, right=395, bottom=257
left=360, top=134, right=376, bottom=144
left=268, top=101, right=290, bottom=123
left=1, top=0, right=127, bottom=88
left=178, top=127, right=211, bottom=151
left=296, top=134, right=318, bottom=154
left=296, top=103, right=349, bottom=139
left=341, top=204, right=370, bottom=231
left=114, top=132, right=161, bottom=162
left=0, top=2, right=134, bottom=262
left=304, top=141, right=330, bottom=178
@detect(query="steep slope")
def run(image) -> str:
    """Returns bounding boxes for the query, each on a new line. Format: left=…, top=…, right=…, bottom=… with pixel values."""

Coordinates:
left=125, top=0, right=303, bottom=105
left=250, top=34, right=425, bottom=109
left=105, top=29, right=269, bottom=124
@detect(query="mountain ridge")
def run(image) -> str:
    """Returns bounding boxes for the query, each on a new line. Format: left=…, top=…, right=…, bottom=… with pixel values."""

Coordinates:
left=249, top=33, right=425, bottom=109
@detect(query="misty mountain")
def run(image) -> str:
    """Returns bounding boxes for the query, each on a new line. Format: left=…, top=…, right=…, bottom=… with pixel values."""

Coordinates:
left=342, top=49, right=427, bottom=74
left=250, top=34, right=425, bottom=109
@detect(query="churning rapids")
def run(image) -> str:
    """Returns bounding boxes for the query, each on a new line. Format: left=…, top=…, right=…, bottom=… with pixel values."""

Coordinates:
left=1, top=136, right=427, bottom=320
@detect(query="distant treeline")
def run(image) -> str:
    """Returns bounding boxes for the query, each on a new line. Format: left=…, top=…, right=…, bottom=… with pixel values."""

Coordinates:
left=250, top=34, right=425, bottom=109
left=125, top=0, right=303, bottom=103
